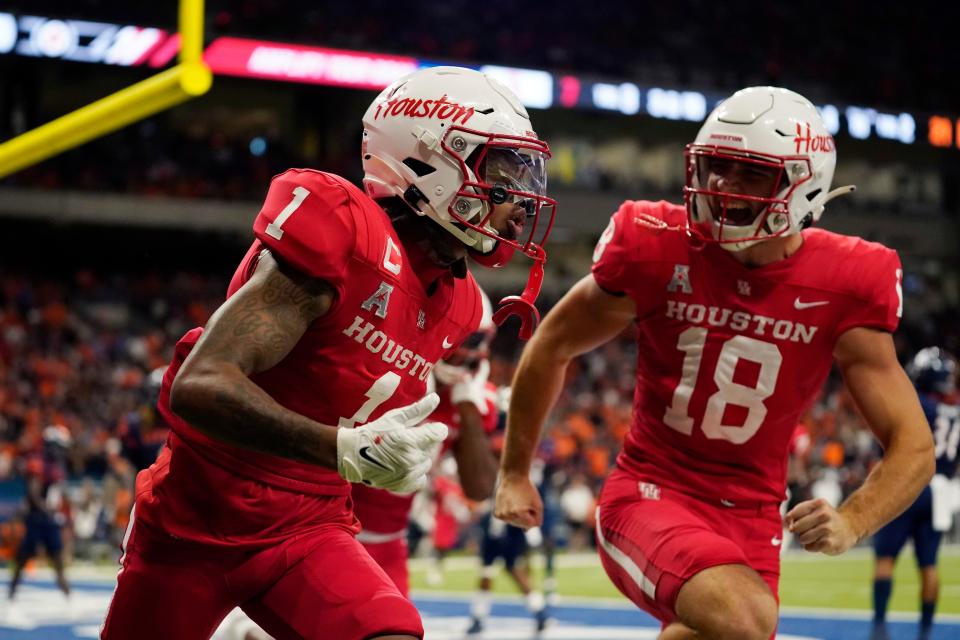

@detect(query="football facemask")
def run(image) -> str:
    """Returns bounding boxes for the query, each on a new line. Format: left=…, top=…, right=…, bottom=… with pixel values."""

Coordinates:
left=453, top=135, right=556, bottom=259
left=687, top=149, right=793, bottom=244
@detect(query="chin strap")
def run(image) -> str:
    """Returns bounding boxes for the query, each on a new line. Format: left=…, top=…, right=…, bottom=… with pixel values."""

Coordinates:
left=492, top=244, right=545, bottom=340
left=824, top=184, right=857, bottom=204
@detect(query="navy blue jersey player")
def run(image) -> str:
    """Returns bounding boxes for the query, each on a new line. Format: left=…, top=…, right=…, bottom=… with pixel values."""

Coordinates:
left=8, top=426, right=72, bottom=602
left=871, top=347, right=959, bottom=640
left=466, top=508, right=548, bottom=636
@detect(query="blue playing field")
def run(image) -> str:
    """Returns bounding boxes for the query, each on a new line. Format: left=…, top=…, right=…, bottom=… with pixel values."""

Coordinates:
left=2, top=574, right=958, bottom=639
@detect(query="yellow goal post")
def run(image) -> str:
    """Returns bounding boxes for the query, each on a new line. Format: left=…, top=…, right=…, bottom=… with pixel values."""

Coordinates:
left=0, top=0, right=212, bottom=179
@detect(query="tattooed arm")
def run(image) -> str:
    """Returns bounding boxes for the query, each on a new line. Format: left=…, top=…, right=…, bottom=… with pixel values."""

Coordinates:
left=169, top=249, right=341, bottom=468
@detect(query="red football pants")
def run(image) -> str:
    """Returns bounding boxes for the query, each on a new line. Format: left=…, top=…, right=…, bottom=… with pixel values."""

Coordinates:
left=595, top=469, right=782, bottom=626
left=102, top=512, right=422, bottom=640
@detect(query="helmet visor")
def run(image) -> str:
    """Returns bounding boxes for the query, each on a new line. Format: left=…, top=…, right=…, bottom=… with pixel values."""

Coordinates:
left=475, top=144, right=554, bottom=251
left=445, top=126, right=557, bottom=261
left=481, top=147, right=549, bottom=199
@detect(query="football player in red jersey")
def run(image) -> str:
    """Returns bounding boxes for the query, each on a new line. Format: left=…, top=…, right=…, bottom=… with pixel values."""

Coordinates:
left=101, top=66, right=556, bottom=640
left=212, top=308, right=502, bottom=640
left=494, top=87, right=935, bottom=640
left=352, top=291, right=501, bottom=597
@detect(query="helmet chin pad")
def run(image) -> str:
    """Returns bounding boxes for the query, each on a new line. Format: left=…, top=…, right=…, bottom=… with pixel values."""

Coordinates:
left=491, top=244, right=545, bottom=340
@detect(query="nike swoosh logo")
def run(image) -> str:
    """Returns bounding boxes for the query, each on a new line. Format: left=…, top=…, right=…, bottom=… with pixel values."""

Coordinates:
left=794, top=297, right=830, bottom=310
left=358, top=446, right=390, bottom=470
left=771, top=536, right=783, bottom=546
left=442, top=336, right=454, bottom=349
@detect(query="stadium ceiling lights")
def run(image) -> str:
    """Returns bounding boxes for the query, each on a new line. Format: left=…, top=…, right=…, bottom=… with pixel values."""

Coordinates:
left=0, top=10, right=923, bottom=148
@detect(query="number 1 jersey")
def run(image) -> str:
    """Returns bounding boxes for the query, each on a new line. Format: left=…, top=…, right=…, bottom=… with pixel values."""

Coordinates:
left=591, top=200, right=902, bottom=505
left=158, top=169, right=485, bottom=498
left=352, top=380, right=500, bottom=536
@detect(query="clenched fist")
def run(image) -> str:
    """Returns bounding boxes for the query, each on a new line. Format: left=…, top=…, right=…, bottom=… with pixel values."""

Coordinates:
left=494, top=472, right=543, bottom=531
left=785, top=498, right=859, bottom=555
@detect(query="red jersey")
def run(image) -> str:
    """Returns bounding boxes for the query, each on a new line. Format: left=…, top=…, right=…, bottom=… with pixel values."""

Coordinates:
left=353, top=380, right=499, bottom=535
left=157, top=169, right=484, bottom=499
left=433, top=380, right=500, bottom=456
left=431, top=474, right=467, bottom=550
left=592, top=201, right=902, bottom=505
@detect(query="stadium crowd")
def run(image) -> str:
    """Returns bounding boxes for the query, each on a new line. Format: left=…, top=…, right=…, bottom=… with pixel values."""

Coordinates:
left=0, top=270, right=225, bottom=561
left=1, top=120, right=316, bottom=202
left=1, top=268, right=955, bottom=560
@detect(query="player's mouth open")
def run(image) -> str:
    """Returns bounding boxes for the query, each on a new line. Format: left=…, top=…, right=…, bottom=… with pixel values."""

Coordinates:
left=723, top=205, right=756, bottom=226
left=500, top=209, right=526, bottom=241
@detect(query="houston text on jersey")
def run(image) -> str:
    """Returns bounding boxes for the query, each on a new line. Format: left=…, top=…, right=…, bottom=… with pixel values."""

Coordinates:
left=343, top=316, right=435, bottom=381
left=665, top=300, right=818, bottom=344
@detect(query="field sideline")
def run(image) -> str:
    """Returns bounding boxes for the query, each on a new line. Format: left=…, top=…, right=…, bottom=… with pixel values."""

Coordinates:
left=2, top=549, right=958, bottom=639
left=408, top=545, right=960, bottom=615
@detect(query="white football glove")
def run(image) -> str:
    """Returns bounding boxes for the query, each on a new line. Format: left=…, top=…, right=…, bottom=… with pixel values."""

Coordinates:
left=495, top=384, right=512, bottom=413
left=524, top=525, right=544, bottom=548
left=450, top=359, right=490, bottom=415
left=337, top=393, right=448, bottom=494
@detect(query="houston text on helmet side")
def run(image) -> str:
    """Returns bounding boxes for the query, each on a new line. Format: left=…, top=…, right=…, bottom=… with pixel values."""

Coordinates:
left=360, top=66, right=557, bottom=338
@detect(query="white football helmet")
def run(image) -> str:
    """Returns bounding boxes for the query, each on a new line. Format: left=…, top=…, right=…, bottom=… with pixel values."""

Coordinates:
left=362, top=66, right=556, bottom=338
left=362, top=66, right=556, bottom=259
left=907, top=346, right=958, bottom=396
left=684, top=86, right=854, bottom=251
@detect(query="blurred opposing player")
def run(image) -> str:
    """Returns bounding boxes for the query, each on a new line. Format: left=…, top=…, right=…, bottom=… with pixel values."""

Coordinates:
left=531, top=455, right=561, bottom=605
left=871, top=347, right=959, bottom=640
left=463, top=376, right=548, bottom=637
left=495, top=87, right=935, bottom=640
left=7, top=425, right=72, bottom=602
left=353, top=292, right=501, bottom=596
left=465, top=509, right=548, bottom=637
left=101, top=66, right=556, bottom=640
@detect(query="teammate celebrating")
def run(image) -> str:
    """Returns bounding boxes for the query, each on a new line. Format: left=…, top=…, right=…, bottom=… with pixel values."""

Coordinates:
left=101, top=66, right=555, bottom=640
left=494, top=86, right=934, bottom=640
left=871, top=347, right=959, bottom=640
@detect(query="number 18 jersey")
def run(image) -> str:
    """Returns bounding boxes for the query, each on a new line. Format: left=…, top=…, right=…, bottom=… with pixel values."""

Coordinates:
left=591, top=200, right=902, bottom=505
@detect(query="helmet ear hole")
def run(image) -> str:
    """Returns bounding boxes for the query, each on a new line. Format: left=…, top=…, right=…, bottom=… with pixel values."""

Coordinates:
left=402, top=157, right=437, bottom=177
